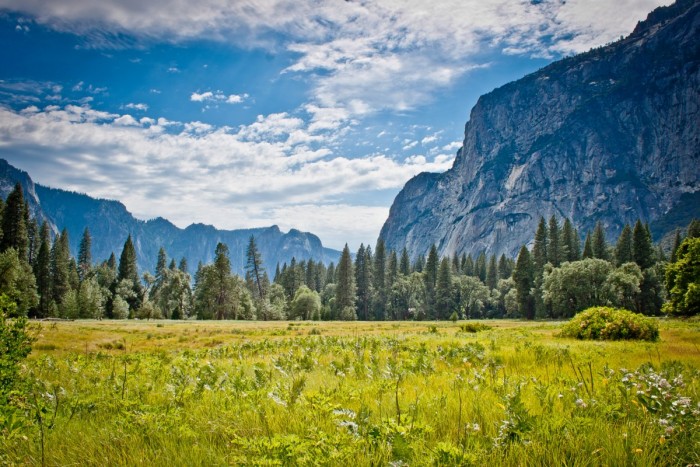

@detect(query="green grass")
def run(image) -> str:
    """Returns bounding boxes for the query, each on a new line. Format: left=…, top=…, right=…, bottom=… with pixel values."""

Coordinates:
left=2, top=319, right=699, bottom=465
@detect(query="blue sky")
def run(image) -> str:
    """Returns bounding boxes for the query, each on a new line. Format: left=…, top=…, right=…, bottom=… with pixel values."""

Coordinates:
left=0, top=0, right=669, bottom=251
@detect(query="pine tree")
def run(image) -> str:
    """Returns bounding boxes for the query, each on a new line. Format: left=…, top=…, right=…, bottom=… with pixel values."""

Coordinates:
left=513, top=246, right=535, bottom=320
left=107, top=252, right=117, bottom=271
left=0, top=183, right=29, bottom=260
left=547, top=215, right=561, bottom=267
left=399, top=247, right=411, bottom=276
left=475, top=251, right=487, bottom=282
left=614, top=224, right=633, bottom=266
left=355, top=244, right=373, bottom=320
left=33, top=222, right=52, bottom=317
left=373, top=239, right=387, bottom=320
left=561, top=218, right=579, bottom=262
left=78, top=227, right=92, bottom=282
left=245, top=235, right=267, bottom=301
left=498, top=254, right=510, bottom=279
left=485, top=254, right=498, bottom=290
left=117, top=234, right=142, bottom=313
left=27, top=217, right=38, bottom=266
left=463, top=254, right=474, bottom=276
left=591, top=222, right=610, bottom=261
left=387, top=250, right=398, bottom=289
left=414, top=254, right=425, bottom=273
left=632, top=220, right=655, bottom=270
left=533, top=217, right=548, bottom=272
left=671, top=229, right=682, bottom=263
left=435, top=257, right=454, bottom=320
left=178, top=257, right=188, bottom=274
left=688, top=219, right=700, bottom=238
left=335, top=244, right=356, bottom=317
left=582, top=232, right=594, bottom=259
left=50, top=230, right=71, bottom=306
left=155, top=247, right=167, bottom=279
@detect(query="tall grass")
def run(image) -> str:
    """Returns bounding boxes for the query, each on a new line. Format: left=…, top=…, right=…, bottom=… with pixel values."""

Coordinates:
left=2, top=319, right=699, bottom=465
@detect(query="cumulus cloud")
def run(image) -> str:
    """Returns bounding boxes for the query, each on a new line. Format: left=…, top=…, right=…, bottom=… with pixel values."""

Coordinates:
left=190, top=90, right=248, bottom=104
left=124, top=102, right=148, bottom=111
left=0, top=104, right=454, bottom=249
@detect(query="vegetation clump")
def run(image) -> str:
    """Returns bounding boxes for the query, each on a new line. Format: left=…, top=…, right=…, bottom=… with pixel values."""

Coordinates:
left=459, top=322, right=492, bottom=333
left=560, top=306, right=659, bottom=341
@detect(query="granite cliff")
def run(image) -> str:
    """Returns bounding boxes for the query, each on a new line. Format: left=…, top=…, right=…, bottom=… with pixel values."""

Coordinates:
left=380, top=0, right=700, bottom=259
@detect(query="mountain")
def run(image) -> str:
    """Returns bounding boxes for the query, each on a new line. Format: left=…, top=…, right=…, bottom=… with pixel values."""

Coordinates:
left=380, top=0, right=700, bottom=260
left=0, top=159, right=341, bottom=275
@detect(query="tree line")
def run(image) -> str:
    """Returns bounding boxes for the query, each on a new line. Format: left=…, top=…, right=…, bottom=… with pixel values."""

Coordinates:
left=0, top=182, right=697, bottom=319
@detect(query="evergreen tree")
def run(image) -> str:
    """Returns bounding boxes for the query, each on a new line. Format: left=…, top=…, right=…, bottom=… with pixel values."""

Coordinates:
left=688, top=219, right=700, bottom=238
left=435, top=257, right=454, bottom=320
left=547, top=215, right=561, bottom=267
left=513, top=246, right=535, bottom=320
left=561, top=218, right=579, bottom=262
left=670, top=229, right=682, bottom=263
left=387, top=250, right=398, bottom=289
left=424, top=245, right=439, bottom=317
left=591, top=222, right=610, bottom=261
left=355, top=244, right=373, bottom=320
left=155, top=247, right=167, bottom=279
left=452, top=254, right=460, bottom=274
left=399, top=248, right=411, bottom=276
left=77, top=227, right=92, bottom=282
left=178, top=257, right=188, bottom=274
left=117, top=234, right=142, bottom=313
left=107, top=252, right=117, bottom=271
left=326, top=262, right=336, bottom=285
left=50, top=230, right=71, bottom=306
left=632, top=220, right=655, bottom=270
left=485, top=254, right=498, bottom=290
left=305, top=258, right=316, bottom=291
left=0, top=183, right=29, bottom=260
left=498, top=254, right=511, bottom=279
left=615, top=224, right=634, bottom=266
left=413, top=254, right=425, bottom=273
left=33, top=222, right=52, bottom=317
left=475, top=251, right=487, bottom=282
left=335, top=244, right=356, bottom=317
left=245, top=235, right=267, bottom=301
left=582, top=232, right=594, bottom=259
left=463, top=255, right=474, bottom=276
left=26, top=218, right=38, bottom=266
left=373, top=239, right=387, bottom=320
left=532, top=217, right=548, bottom=271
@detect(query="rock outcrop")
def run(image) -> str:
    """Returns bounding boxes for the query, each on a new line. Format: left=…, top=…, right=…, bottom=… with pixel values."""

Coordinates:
left=380, top=0, right=700, bottom=259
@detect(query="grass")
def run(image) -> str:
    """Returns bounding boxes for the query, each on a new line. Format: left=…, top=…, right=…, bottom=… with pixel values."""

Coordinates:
left=2, top=318, right=699, bottom=465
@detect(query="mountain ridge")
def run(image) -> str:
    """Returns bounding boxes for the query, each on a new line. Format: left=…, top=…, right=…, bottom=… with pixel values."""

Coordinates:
left=0, top=158, right=341, bottom=275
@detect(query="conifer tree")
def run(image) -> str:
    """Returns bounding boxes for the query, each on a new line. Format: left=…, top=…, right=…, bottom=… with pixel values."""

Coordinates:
left=670, top=229, right=682, bottom=263
left=399, top=248, right=411, bottom=276
left=561, top=218, right=579, bottom=262
left=463, top=254, right=474, bottom=276
left=117, top=234, right=142, bottom=313
left=373, top=239, right=387, bottom=320
left=532, top=217, right=548, bottom=271
left=0, top=183, right=29, bottom=260
left=632, top=220, right=655, bottom=270
left=414, top=254, right=425, bottom=273
left=335, top=244, right=356, bottom=318
left=245, top=235, right=267, bottom=301
left=387, top=250, right=398, bottom=289
left=27, top=218, right=38, bottom=266
left=513, top=246, right=535, bottom=320
left=498, top=254, right=511, bottom=279
left=688, top=219, right=700, bottom=238
left=485, top=254, right=498, bottom=290
left=355, top=244, right=373, bottom=320
left=615, top=224, right=633, bottom=266
left=435, top=257, right=454, bottom=320
left=475, top=251, right=487, bottom=282
left=547, top=215, right=561, bottom=267
left=50, top=230, right=71, bottom=306
left=591, top=222, right=610, bottom=261
left=77, top=227, right=92, bottom=282
left=582, top=232, right=594, bottom=259
left=33, top=222, right=52, bottom=317
left=178, top=257, right=188, bottom=274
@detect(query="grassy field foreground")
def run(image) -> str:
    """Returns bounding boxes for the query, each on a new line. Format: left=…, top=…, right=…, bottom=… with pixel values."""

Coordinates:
left=3, top=319, right=699, bottom=465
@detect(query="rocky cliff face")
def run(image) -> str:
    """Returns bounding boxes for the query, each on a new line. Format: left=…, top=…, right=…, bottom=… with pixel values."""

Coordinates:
left=0, top=159, right=340, bottom=274
left=380, top=0, right=700, bottom=260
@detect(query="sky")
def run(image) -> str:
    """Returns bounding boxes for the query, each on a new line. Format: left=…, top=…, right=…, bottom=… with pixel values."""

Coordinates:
left=0, top=0, right=671, bottom=251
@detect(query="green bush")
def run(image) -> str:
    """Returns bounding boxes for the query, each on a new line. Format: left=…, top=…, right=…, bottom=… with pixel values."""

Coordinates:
left=459, top=322, right=492, bottom=333
left=560, top=306, right=659, bottom=341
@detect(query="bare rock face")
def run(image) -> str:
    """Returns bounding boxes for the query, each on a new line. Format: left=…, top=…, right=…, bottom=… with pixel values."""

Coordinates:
left=380, top=0, right=700, bottom=259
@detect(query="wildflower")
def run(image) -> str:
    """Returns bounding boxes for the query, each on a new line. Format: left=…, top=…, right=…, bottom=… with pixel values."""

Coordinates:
left=575, top=398, right=587, bottom=409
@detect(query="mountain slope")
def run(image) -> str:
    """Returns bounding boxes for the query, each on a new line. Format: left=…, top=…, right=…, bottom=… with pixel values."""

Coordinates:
left=380, top=0, right=700, bottom=259
left=0, top=159, right=340, bottom=274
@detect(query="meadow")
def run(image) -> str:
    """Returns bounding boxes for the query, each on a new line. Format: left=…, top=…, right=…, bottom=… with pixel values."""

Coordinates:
left=3, top=319, right=699, bottom=466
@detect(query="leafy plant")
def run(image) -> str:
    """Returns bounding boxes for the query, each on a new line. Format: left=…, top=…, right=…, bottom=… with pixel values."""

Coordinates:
left=559, top=306, right=659, bottom=341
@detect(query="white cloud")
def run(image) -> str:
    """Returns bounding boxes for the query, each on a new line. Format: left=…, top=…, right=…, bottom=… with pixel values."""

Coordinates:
left=442, top=141, right=462, bottom=151
left=0, top=104, right=455, bottom=249
left=124, top=102, right=148, bottom=111
left=191, top=90, right=248, bottom=105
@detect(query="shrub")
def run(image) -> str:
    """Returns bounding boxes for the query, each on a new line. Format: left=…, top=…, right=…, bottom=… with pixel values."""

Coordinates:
left=459, top=322, right=492, bottom=333
left=560, top=306, right=659, bottom=341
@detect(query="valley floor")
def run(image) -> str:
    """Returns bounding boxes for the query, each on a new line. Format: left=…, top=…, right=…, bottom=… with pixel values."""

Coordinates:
left=4, top=319, right=699, bottom=465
